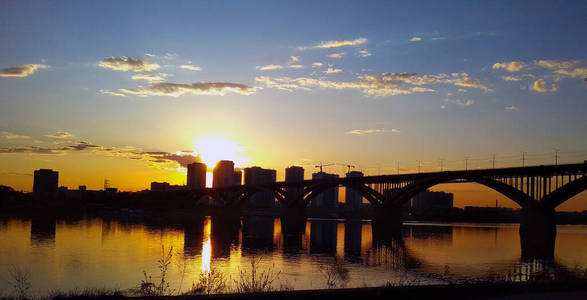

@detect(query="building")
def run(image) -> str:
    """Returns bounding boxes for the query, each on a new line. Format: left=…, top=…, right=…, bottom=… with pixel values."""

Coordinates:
left=345, top=171, right=364, bottom=210
left=151, top=182, right=187, bottom=192
left=285, top=166, right=304, bottom=204
left=244, top=167, right=277, bottom=206
left=187, top=162, right=207, bottom=189
left=233, top=168, right=243, bottom=186
left=311, top=172, right=339, bottom=209
left=33, top=169, right=58, bottom=195
left=213, top=160, right=242, bottom=187
left=411, top=190, right=453, bottom=209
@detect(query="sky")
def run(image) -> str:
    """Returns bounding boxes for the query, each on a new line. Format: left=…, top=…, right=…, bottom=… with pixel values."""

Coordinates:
left=1, top=0, right=586, bottom=210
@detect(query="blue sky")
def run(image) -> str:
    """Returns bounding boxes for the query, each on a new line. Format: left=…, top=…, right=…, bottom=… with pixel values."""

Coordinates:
left=0, top=0, right=586, bottom=202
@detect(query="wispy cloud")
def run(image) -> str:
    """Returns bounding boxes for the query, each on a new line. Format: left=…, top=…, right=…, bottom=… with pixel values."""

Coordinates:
left=257, top=64, right=283, bottom=71
left=501, top=76, right=521, bottom=81
left=100, top=89, right=127, bottom=97
left=314, top=37, right=367, bottom=49
left=131, top=73, right=167, bottom=82
left=358, top=50, right=371, bottom=57
left=324, top=68, right=342, bottom=74
left=441, top=98, right=475, bottom=108
left=537, top=60, right=580, bottom=70
left=45, top=132, right=73, bottom=139
left=492, top=61, right=524, bottom=72
left=1, top=132, right=31, bottom=139
left=409, top=37, right=422, bottom=42
left=0, top=64, right=49, bottom=78
left=530, top=79, right=558, bottom=93
left=505, top=106, right=518, bottom=111
left=288, top=64, right=304, bottom=69
left=554, top=67, right=587, bottom=78
left=327, top=53, right=345, bottom=59
left=288, top=56, right=299, bottom=64
left=179, top=65, right=202, bottom=71
left=312, top=62, right=323, bottom=68
left=345, top=128, right=400, bottom=135
left=120, top=82, right=259, bottom=97
left=98, top=57, right=160, bottom=72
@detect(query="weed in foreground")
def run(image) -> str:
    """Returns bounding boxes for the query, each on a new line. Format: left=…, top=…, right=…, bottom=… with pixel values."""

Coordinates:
left=233, top=257, right=281, bottom=293
left=7, top=266, right=31, bottom=300
left=186, top=268, right=228, bottom=295
left=319, top=260, right=349, bottom=289
left=130, top=245, right=174, bottom=297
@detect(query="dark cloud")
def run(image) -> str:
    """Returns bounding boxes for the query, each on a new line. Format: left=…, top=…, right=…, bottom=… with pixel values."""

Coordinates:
left=0, top=64, right=48, bottom=78
left=99, top=57, right=160, bottom=72
left=120, top=82, right=259, bottom=97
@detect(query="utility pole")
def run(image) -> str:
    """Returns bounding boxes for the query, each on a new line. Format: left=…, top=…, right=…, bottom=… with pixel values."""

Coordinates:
left=492, top=154, right=496, bottom=169
left=417, top=160, right=421, bottom=173
left=396, top=161, right=400, bottom=175
left=554, top=148, right=559, bottom=165
left=521, top=152, right=526, bottom=167
left=440, top=158, right=444, bottom=172
left=465, top=157, right=469, bottom=171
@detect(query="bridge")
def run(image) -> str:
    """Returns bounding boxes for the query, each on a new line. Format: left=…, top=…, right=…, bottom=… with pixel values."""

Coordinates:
left=174, top=162, right=587, bottom=260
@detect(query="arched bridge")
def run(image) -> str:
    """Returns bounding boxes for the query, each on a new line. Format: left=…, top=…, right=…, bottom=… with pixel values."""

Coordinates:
left=181, top=162, right=586, bottom=212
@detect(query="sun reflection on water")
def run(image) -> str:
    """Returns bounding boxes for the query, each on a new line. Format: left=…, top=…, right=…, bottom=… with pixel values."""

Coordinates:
left=201, top=216, right=212, bottom=273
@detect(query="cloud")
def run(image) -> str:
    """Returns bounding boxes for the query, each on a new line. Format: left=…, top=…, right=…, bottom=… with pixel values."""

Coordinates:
left=501, top=76, right=521, bottom=81
left=1, top=132, right=31, bottom=139
left=315, top=37, right=367, bottom=49
left=131, top=73, right=167, bottom=82
left=345, top=129, right=400, bottom=135
left=327, top=53, right=345, bottom=59
left=288, top=64, right=304, bottom=69
left=0, top=64, right=49, bottom=78
left=289, top=56, right=299, bottom=64
left=530, top=79, right=558, bottom=93
left=312, top=62, right=323, bottom=68
left=537, top=60, right=580, bottom=70
left=442, top=98, right=475, bottom=108
left=45, top=132, right=73, bottom=139
left=492, top=61, right=524, bottom=72
left=447, top=75, right=491, bottom=92
left=100, top=89, right=126, bottom=97
left=505, top=106, right=518, bottom=111
left=179, top=65, right=202, bottom=71
left=257, top=64, right=283, bottom=71
left=98, top=57, right=160, bottom=72
left=120, top=82, right=259, bottom=97
left=554, top=67, right=587, bottom=78
left=358, top=50, right=371, bottom=57
left=324, top=68, right=342, bottom=74
left=345, top=129, right=383, bottom=135
left=255, top=76, right=312, bottom=92
left=409, top=37, right=422, bottom=42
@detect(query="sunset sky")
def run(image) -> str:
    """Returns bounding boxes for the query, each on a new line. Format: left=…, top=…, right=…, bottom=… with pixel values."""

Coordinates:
left=1, top=1, right=586, bottom=210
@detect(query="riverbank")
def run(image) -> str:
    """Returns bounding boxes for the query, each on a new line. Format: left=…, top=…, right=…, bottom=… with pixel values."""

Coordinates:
left=45, top=280, right=587, bottom=299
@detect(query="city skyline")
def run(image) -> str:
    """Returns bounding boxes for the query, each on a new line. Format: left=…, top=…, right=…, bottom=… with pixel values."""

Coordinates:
left=1, top=1, right=586, bottom=211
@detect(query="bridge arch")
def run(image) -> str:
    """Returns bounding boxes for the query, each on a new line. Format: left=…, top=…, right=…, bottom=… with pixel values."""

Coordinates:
left=388, top=175, right=535, bottom=208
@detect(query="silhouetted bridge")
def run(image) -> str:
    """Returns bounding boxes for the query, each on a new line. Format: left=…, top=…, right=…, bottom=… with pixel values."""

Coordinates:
left=174, top=162, right=587, bottom=259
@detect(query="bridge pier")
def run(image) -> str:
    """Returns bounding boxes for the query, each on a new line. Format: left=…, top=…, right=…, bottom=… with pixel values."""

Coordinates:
left=280, top=205, right=307, bottom=237
left=519, top=205, right=556, bottom=261
left=372, top=205, right=404, bottom=241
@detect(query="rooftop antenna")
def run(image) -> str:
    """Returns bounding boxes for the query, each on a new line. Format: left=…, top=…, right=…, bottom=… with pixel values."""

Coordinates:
left=104, top=177, right=110, bottom=190
left=345, top=164, right=355, bottom=173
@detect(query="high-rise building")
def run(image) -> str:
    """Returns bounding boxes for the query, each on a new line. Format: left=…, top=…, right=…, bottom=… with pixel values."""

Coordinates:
left=33, top=169, right=58, bottom=195
left=311, top=172, right=339, bottom=209
left=244, top=167, right=277, bottom=206
left=345, top=171, right=364, bottom=210
left=285, top=166, right=304, bottom=204
left=233, top=168, right=243, bottom=186
left=213, top=160, right=235, bottom=188
left=187, top=162, right=207, bottom=189
left=411, top=190, right=454, bottom=209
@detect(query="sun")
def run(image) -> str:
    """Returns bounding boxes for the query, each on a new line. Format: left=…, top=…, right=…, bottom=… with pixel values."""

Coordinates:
left=193, top=134, right=248, bottom=170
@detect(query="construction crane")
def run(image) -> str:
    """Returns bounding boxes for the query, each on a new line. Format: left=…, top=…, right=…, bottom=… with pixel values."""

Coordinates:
left=315, top=162, right=335, bottom=173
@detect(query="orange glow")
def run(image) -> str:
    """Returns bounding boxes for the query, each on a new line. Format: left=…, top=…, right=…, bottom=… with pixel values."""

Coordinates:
left=201, top=216, right=212, bottom=273
left=193, top=135, right=249, bottom=169
left=205, top=171, right=213, bottom=188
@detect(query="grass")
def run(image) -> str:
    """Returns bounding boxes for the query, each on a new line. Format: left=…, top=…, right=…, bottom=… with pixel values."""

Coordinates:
left=129, top=245, right=174, bottom=297
left=232, top=257, right=281, bottom=293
